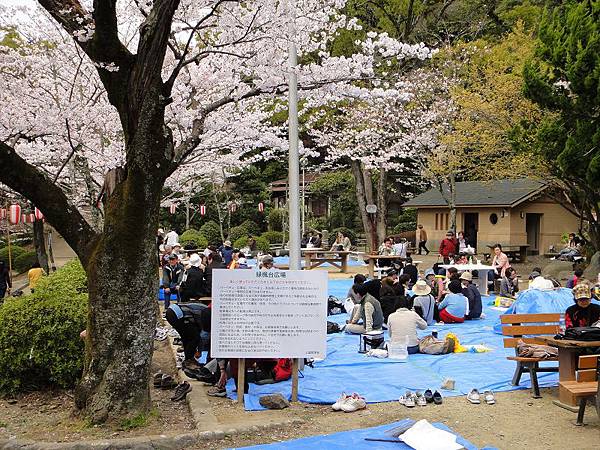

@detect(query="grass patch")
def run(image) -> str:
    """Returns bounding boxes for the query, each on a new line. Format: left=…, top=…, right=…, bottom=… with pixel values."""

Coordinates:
left=118, top=409, right=158, bottom=431
left=0, top=420, right=7, bottom=427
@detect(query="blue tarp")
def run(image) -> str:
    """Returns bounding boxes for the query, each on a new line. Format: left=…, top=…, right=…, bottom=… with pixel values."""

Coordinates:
left=231, top=419, right=489, bottom=450
left=227, top=279, right=559, bottom=411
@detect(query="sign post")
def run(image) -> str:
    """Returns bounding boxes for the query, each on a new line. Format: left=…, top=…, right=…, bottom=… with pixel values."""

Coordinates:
left=211, top=269, right=328, bottom=406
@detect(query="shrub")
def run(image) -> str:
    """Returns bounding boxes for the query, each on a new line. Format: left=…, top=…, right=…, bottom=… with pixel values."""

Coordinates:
left=328, top=227, right=358, bottom=247
left=234, top=236, right=270, bottom=253
left=240, top=220, right=261, bottom=236
left=13, top=251, right=38, bottom=273
left=179, top=229, right=208, bottom=249
left=0, top=245, right=27, bottom=264
left=0, top=260, right=88, bottom=394
left=228, top=225, right=249, bottom=244
left=306, top=217, right=327, bottom=232
left=393, top=222, right=417, bottom=234
left=267, top=208, right=285, bottom=231
left=260, top=231, right=284, bottom=244
left=199, top=221, right=222, bottom=247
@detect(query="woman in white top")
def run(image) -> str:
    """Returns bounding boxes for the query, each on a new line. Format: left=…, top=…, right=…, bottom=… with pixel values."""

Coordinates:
left=387, top=297, right=427, bottom=354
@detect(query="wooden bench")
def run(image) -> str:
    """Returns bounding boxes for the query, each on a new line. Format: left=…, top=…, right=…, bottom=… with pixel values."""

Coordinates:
left=560, top=354, right=599, bottom=425
left=501, top=313, right=560, bottom=398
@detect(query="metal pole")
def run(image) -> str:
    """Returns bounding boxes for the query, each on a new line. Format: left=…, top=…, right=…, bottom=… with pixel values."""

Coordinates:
left=301, top=165, right=305, bottom=236
left=288, top=0, right=300, bottom=272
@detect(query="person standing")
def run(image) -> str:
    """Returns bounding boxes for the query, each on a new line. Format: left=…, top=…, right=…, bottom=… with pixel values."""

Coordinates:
left=165, top=228, right=179, bottom=246
left=27, top=262, right=46, bottom=294
left=0, top=261, right=11, bottom=301
left=439, top=231, right=458, bottom=264
left=417, top=224, right=430, bottom=255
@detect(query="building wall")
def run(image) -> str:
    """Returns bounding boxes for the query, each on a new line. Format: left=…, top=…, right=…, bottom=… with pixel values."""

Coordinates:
left=416, top=200, right=578, bottom=254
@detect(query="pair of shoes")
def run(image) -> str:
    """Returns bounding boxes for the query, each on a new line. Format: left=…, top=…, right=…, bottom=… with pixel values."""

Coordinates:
left=424, top=389, right=443, bottom=404
left=171, top=381, right=192, bottom=401
left=160, top=374, right=177, bottom=389
left=153, top=372, right=164, bottom=388
left=331, top=393, right=367, bottom=412
left=207, top=385, right=227, bottom=397
left=183, top=359, right=203, bottom=371
left=416, top=392, right=427, bottom=406
left=399, top=391, right=416, bottom=408
left=467, top=389, right=495, bottom=404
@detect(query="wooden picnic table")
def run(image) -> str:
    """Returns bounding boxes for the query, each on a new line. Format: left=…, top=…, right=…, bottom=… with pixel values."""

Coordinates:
left=360, top=254, right=422, bottom=279
left=302, top=250, right=350, bottom=273
left=485, top=244, right=530, bottom=263
left=537, top=336, right=600, bottom=410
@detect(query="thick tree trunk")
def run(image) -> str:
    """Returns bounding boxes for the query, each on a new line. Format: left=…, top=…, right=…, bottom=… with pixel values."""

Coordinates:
left=448, top=174, right=457, bottom=233
left=376, top=165, right=388, bottom=244
left=351, top=160, right=377, bottom=252
left=32, top=219, right=49, bottom=274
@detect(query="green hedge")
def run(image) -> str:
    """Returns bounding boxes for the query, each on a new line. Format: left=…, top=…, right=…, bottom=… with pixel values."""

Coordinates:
left=179, top=229, right=208, bottom=249
left=228, top=225, right=250, bottom=244
left=0, top=260, right=88, bottom=394
left=240, top=220, right=260, bottom=236
left=234, top=236, right=270, bottom=253
left=393, top=222, right=417, bottom=234
left=13, top=251, right=38, bottom=273
left=260, top=231, right=284, bottom=244
left=199, top=221, right=222, bottom=247
left=0, top=245, right=27, bottom=264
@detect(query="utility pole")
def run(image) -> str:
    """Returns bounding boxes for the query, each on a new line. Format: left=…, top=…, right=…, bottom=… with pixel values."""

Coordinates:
left=288, top=0, right=300, bottom=272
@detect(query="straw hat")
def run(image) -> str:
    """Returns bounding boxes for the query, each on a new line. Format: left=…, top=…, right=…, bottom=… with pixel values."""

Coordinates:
left=412, top=280, right=431, bottom=296
left=459, top=272, right=473, bottom=282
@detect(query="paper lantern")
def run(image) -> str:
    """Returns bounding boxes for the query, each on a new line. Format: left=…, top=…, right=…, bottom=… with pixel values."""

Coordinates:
left=199, top=204, right=206, bottom=216
left=9, top=204, right=21, bottom=224
left=169, top=204, right=177, bottom=214
left=258, top=202, right=264, bottom=212
left=21, top=214, right=26, bottom=224
left=0, top=208, right=5, bottom=220
left=229, top=202, right=237, bottom=213
left=27, top=214, right=35, bottom=223
left=34, top=207, right=44, bottom=221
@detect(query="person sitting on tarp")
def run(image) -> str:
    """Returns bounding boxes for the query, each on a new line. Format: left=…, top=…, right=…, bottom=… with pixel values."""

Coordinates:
left=411, top=280, right=436, bottom=325
left=345, top=282, right=384, bottom=334
left=436, top=280, right=467, bottom=324
left=379, top=276, right=402, bottom=323
left=499, top=267, right=519, bottom=299
left=387, top=296, right=427, bottom=354
left=460, top=272, right=482, bottom=320
left=400, top=257, right=418, bottom=287
left=565, top=283, right=600, bottom=329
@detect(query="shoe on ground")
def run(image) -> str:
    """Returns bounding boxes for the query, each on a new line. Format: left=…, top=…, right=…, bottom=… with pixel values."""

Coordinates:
left=433, top=391, right=443, bottom=405
left=483, top=390, right=496, bottom=405
left=467, top=389, right=481, bottom=404
left=207, top=386, right=227, bottom=397
left=424, top=389, right=434, bottom=403
left=404, top=393, right=416, bottom=408
left=170, top=381, right=192, bottom=401
left=183, top=359, right=203, bottom=371
left=153, top=372, right=163, bottom=387
left=161, top=374, right=177, bottom=389
left=332, top=392, right=350, bottom=411
left=340, top=393, right=366, bottom=412
left=416, top=392, right=427, bottom=407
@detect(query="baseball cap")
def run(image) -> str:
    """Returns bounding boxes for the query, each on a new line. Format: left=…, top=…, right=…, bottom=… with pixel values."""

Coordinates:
left=573, top=283, right=592, bottom=300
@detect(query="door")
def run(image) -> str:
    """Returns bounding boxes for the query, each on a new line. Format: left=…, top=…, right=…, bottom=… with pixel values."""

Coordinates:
left=463, top=212, right=479, bottom=249
left=526, top=213, right=542, bottom=255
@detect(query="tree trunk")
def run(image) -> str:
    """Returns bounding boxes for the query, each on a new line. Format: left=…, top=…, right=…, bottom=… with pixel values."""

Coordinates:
left=350, top=160, right=377, bottom=252
left=376, top=165, right=388, bottom=244
left=448, top=173, right=457, bottom=233
left=74, top=164, right=163, bottom=423
left=32, top=219, right=49, bottom=274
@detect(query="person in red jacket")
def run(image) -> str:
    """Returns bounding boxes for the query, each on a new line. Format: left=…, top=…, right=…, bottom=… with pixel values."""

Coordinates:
left=439, top=231, right=458, bottom=264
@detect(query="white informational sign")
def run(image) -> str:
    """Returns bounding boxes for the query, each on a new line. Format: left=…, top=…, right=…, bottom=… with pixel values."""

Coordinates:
left=210, top=269, right=328, bottom=359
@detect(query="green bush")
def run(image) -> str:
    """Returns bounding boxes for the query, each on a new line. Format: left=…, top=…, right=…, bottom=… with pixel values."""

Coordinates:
left=0, top=260, right=88, bottom=394
left=199, top=221, right=222, bottom=247
left=13, top=251, right=38, bottom=273
left=234, top=236, right=270, bottom=253
left=393, top=222, right=417, bottom=234
left=240, top=220, right=261, bottom=236
left=328, top=227, right=358, bottom=247
left=0, top=245, right=27, bottom=264
left=260, top=231, right=284, bottom=244
left=267, top=208, right=285, bottom=231
left=179, top=229, right=208, bottom=249
left=228, top=225, right=249, bottom=243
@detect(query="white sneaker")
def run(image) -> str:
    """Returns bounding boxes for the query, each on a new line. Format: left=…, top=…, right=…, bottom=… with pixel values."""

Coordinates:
left=467, top=389, right=481, bottom=404
left=332, top=393, right=350, bottom=411
left=416, top=392, right=427, bottom=406
left=404, top=393, right=416, bottom=408
left=483, top=390, right=496, bottom=405
left=341, top=394, right=366, bottom=412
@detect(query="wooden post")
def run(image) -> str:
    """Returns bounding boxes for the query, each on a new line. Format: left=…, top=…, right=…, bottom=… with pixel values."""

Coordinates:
left=291, top=358, right=299, bottom=402
left=237, top=358, right=245, bottom=405
left=5, top=202, right=12, bottom=288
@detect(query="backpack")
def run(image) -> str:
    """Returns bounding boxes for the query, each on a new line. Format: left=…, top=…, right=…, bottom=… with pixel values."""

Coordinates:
left=327, top=321, right=341, bottom=334
left=273, top=358, right=293, bottom=381
left=418, top=335, right=455, bottom=355
left=327, top=295, right=344, bottom=315
left=563, top=327, right=600, bottom=341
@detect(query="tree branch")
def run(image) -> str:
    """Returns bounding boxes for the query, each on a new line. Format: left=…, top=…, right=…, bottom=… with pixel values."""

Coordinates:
left=0, top=141, right=99, bottom=265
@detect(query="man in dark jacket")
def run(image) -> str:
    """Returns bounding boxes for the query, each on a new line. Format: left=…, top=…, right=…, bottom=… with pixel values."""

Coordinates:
left=0, top=261, right=11, bottom=301
left=165, top=302, right=209, bottom=371
left=219, top=240, right=234, bottom=266
left=203, top=252, right=226, bottom=297
left=460, top=272, right=482, bottom=319
left=162, top=254, right=184, bottom=309
left=180, top=254, right=207, bottom=302
left=401, top=257, right=418, bottom=286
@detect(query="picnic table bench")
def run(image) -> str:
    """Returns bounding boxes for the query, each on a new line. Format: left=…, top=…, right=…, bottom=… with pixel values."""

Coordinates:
left=302, top=250, right=350, bottom=273
left=559, top=354, right=600, bottom=425
left=500, top=313, right=560, bottom=398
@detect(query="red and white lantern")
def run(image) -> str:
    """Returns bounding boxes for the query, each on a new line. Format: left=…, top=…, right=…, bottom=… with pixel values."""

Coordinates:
left=0, top=208, right=6, bottom=220
left=169, top=204, right=177, bottom=214
left=27, top=214, right=35, bottom=223
left=9, top=204, right=21, bottom=224
left=258, top=202, right=264, bottom=213
left=229, top=202, right=237, bottom=213
left=34, top=207, right=44, bottom=221
left=199, top=204, right=207, bottom=216
left=21, top=214, right=27, bottom=224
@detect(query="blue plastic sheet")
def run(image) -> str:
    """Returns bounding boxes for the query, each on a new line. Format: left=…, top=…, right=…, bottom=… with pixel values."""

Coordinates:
left=231, top=419, right=486, bottom=450
left=227, top=278, right=558, bottom=410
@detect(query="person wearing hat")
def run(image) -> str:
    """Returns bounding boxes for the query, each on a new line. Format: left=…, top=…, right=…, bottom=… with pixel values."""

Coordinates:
left=424, top=268, right=443, bottom=301
left=412, top=279, right=435, bottom=325
left=162, top=254, right=184, bottom=308
left=437, top=279, right=467, bottom=323
left=460, top=272, right=482, bottom=320
left=565, top=283, right=600, bottom=329
left=180, top=254, right=207, bottom=303
left=219, top=240, right=234, bottom=266
left=259, top=254, right=277, bottom=270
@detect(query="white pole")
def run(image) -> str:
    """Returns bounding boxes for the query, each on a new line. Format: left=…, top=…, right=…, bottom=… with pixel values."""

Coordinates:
left=301, top=164, right=305, bottom=236
left=287, top=0, right=300, bottom=272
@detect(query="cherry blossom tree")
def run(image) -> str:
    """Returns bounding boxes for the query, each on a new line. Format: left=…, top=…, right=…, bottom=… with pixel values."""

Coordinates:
left=0, top=0, right=433, bottom=422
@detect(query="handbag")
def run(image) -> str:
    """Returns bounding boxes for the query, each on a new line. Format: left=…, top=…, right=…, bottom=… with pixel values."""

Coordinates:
left=418, top=335, right=455, bottom=355
left=563, top=326, right=600, bottom=341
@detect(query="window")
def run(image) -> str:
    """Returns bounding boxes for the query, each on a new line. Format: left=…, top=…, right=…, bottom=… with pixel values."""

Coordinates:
left=435, top=212, right=450, bottom=230
left=489, top=213, right=498, bottom=225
